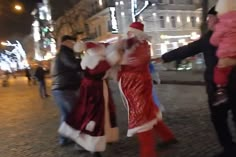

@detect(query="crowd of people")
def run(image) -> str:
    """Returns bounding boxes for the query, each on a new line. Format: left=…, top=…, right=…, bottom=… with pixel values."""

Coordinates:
left=48, top=1, right=236, bottom=157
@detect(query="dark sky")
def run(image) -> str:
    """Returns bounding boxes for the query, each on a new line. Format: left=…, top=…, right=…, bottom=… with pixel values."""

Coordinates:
left=0, top=0, right=42, bottom=40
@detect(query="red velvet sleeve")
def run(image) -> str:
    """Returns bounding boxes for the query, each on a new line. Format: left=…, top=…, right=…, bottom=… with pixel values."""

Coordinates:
left=88, top=60, right=111, bottom=75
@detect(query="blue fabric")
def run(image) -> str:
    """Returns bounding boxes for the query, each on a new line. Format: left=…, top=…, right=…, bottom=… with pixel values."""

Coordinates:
left=52, top=90, right=77, bottom=142
left=149, top=63, right=155, bottom=74
left=152, top=85, right=161, bottom=108
left=149, top=63, right=161, bottom=107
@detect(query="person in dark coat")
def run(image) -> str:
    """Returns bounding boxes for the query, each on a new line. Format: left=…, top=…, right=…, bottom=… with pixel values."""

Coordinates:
left=25, top=68, right=32, bottom=85
left=160, top=7, right=236, bottom=157
left=34, top=63, right=49, bottom=98
left=51, top=35, right=83, bottom=146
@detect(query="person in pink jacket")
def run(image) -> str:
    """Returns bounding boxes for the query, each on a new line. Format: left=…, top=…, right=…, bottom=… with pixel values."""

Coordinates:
left=210, top=0, right=236, bottom=106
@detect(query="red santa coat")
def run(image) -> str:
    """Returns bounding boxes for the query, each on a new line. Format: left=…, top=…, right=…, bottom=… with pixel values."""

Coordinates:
left=118, top=40, right=161, bottom=137
left=58, top=54, right=119, bottom=152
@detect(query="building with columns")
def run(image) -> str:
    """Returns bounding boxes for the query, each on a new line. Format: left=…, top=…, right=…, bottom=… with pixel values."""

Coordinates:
left=116, top=0, right=203, bottom=57
left=55, top=0, right=218, bottom=58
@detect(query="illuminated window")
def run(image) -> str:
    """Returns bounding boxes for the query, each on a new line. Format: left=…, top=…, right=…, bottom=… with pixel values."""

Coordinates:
left=196, top=17, right=200, bottom=23
left=177, top=16, right=181, bottom=22
left=99, top=0, right=103, bottom=6
left=166, top=16, right=170, bottom=23
left=120, top=1, right=124, bottom=5
left=187, top=16, right=190, bottom=23
left=121, top=12, right=125, bottom=16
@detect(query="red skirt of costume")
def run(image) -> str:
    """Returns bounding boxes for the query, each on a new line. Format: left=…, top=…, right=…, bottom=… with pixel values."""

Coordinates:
left=118, top=40, right=161, bottom=137
left=58, top=61, right=119, bottom=152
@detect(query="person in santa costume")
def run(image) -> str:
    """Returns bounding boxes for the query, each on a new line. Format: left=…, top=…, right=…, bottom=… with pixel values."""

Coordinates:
left=117, top=22, right=177, bottom=157
left=58, top=41, right=120, bottom=157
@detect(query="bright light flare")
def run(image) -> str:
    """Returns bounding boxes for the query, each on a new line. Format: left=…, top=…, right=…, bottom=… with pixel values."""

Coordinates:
left=1, top=42, right=7, bottom=46
left=14, top=4, right=23, bottom=11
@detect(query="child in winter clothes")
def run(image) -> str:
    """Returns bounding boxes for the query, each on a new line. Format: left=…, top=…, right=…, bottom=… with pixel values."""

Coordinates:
left=210, top=0, right=236, bottom=106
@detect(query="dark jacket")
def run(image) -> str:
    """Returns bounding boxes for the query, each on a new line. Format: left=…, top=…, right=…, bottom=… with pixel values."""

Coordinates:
left=34, top=66, right=47, bottom=81
left=51, top=46, right=82, bottom=91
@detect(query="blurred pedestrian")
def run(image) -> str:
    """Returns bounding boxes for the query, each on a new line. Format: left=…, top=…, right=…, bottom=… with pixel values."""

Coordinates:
left=51, top=35, right=83, bottom=146
left=34, top=62, right=49, bottom=98
left=25, top=68, right=32, bottom=85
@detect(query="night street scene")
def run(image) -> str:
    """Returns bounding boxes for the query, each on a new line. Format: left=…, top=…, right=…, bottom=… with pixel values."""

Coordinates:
left=1, top=0, right=236, bottom=157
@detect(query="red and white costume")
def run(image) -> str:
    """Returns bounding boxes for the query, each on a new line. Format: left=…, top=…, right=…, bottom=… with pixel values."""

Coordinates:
left=118, top=23, right=162, bottom=137
left=117, top=22, right=175, bottom=157
left=58, top=42, right=119, bottom=152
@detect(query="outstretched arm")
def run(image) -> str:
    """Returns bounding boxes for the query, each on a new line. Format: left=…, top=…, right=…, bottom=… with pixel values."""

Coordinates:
left=161, top=37, right=204, bottom=63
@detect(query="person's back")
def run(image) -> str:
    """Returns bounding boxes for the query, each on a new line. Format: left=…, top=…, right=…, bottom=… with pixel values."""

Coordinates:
left=35, top=66, right=46, bottom=81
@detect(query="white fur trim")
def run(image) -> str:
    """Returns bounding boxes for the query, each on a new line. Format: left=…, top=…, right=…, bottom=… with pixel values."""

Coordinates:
left=58, top=122, right=106, bottom=152
left=127, top=117, right=158, bottom=137
left=128, top=27, right=151, bottom=41
left=86, top=121, right=96, bottom=132
left=106, top=45, right=121, bottom=65
left=216, top=0, right=236, bottom=15
left=81, top=53, right=105, bottom=70
left=128, top=27, right=143, bottom=35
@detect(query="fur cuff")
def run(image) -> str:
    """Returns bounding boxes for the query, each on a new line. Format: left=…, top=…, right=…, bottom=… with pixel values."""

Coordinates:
left=81, top=53, right=105, bottom=70
left=106, top=50, right=121, bottom=66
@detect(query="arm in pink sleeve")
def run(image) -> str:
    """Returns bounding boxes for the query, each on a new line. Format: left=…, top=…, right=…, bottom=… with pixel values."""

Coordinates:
left=210, top=23, right=226, bottom=47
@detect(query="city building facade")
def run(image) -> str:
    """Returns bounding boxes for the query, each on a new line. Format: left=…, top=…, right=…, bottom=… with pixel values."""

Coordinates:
left=116, top=0, right=202, bottom=57
left=54, top=0, right=217, bottom=58
left=54, top=0, right=118, bottom=43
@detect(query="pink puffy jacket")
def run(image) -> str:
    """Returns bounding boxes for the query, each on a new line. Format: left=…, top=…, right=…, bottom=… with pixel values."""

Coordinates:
left=210, top=11, right=236, bottom=58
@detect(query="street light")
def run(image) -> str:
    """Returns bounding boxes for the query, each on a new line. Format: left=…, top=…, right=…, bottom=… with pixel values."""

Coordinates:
left=13, top=3, right=24, bottom=13
left=1, top=41, right=7, bottom=46
left=14, top=4, right=22, bottom=11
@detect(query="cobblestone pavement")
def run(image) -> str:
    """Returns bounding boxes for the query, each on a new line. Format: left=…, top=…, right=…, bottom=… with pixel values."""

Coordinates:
left=0, top=77, right=234, bottom=157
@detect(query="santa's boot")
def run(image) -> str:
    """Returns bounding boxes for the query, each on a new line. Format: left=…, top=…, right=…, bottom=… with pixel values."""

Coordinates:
left=154, top=120, right=178, bottom=149
left=137, top=130, right=157, bottom=157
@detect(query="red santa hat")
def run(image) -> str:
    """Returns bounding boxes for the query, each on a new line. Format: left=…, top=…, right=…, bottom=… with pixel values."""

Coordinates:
left=127, top=22, right=151, bottom=41
left=128, top=22, right=144, bottom=35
